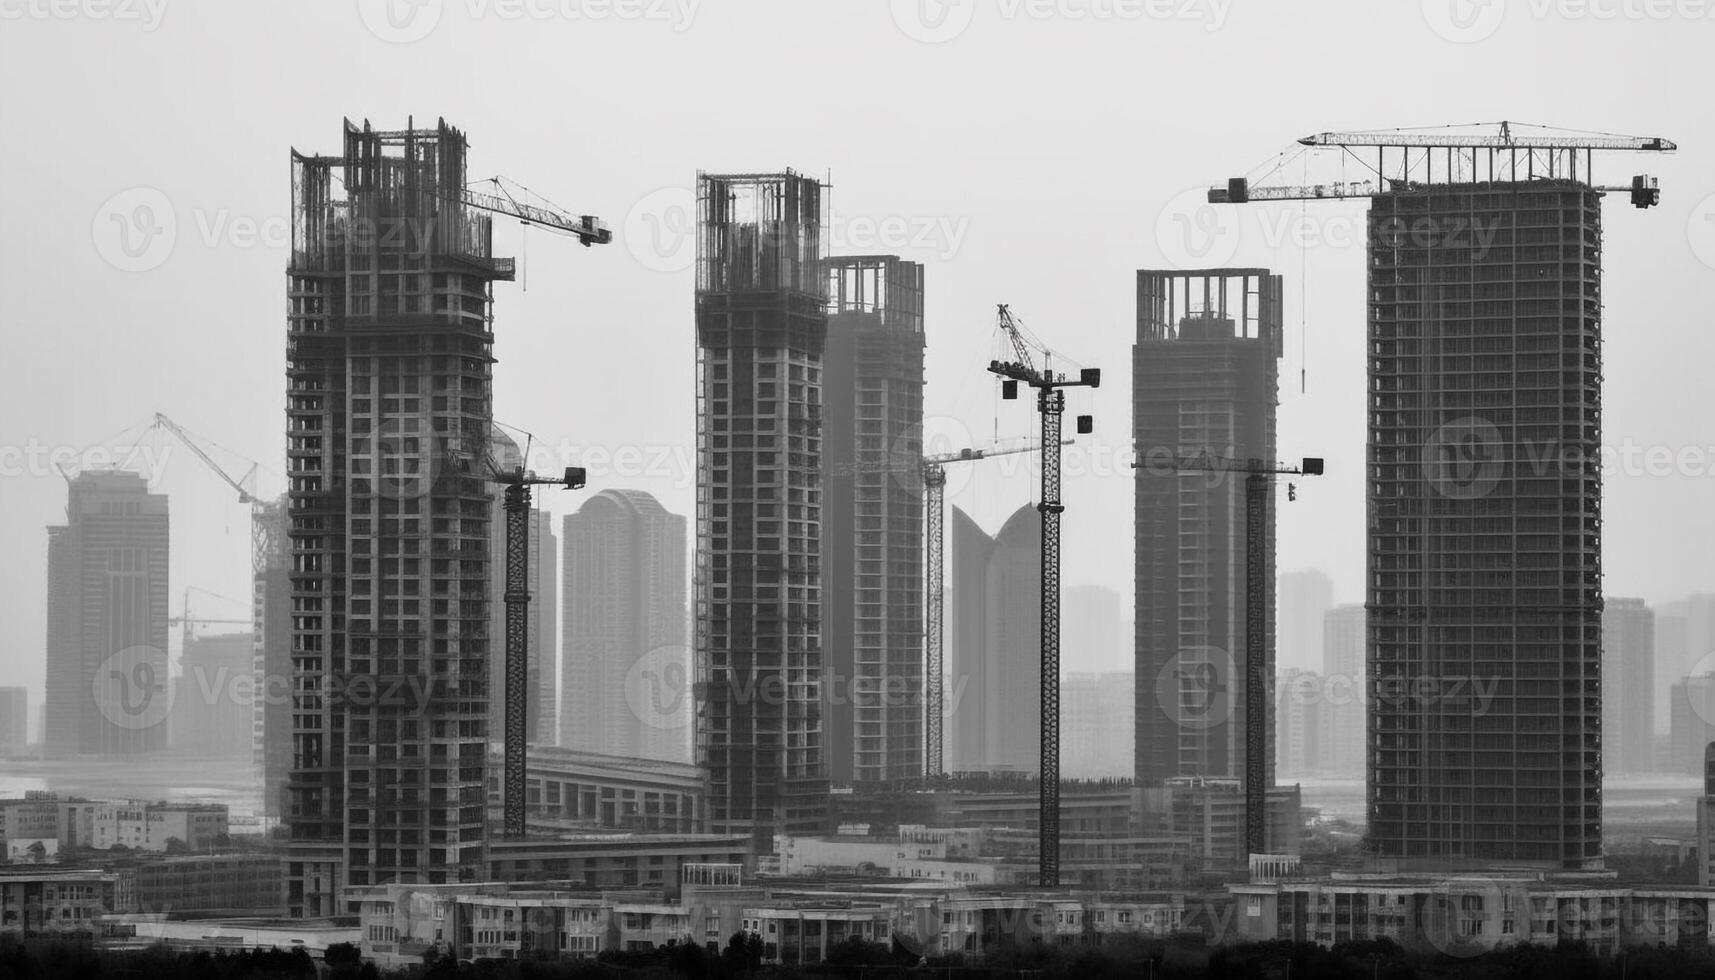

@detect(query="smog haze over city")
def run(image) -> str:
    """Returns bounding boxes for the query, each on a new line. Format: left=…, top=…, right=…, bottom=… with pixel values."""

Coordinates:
left=2, top=2, right=1715, bottom=977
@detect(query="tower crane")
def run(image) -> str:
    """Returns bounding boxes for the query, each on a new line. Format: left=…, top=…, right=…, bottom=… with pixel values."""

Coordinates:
left=921, top=442, right=1069, bottom=779
left=1134, top=451, right=1323, bottom=859
left=483, top=452, right=588, bottom=839
left=167, top=586, right=252, bottom=647
left=987, top=303, right=1100, bottom=888
left=1207, top=121, right=1674, bottom=207
left=832, top=439, right=1072, bottom=779
left=461, top=175, right=613, bottom=246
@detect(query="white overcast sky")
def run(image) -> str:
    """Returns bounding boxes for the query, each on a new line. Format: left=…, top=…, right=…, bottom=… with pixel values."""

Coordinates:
left=3, top=0, right=1712, bottom=708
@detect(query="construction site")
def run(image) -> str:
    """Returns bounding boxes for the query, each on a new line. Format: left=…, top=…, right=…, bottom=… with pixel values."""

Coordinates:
left=18, top=114, right=1702, bottom=967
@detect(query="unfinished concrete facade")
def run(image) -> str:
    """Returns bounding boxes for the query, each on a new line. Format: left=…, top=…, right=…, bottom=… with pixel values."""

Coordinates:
left=285, top=119, right=512, bottom=913
left=1132, top=270, right=1281, bottom=793
left=1366, top=181, right=1603, bottom=870
left=820, top=255, right=926, bottom=786
left=694, top=171, right=830, bottom=845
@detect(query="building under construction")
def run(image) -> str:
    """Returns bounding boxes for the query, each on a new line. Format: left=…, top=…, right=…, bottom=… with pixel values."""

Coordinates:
left=1368, top=180, right=1603, bottom=870
left=1132, top=270, right=1281, bottom=802
left=285, top=119, right=512, bottom=913
left=821, top=255, right=926, bottom=786
left=694, top=171, right=831, bottom=845
left=252, top=496, right=291, bottom=818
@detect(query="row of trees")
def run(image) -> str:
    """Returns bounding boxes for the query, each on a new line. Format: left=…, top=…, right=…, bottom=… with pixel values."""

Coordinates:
left=6, top=935, right=1715, bottom=979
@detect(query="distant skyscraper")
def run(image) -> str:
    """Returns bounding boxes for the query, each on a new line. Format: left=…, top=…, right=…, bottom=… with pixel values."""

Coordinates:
left=172, top=632, right=253, bottom=758
left=821, top=255, right=926, bottom=787
left=1656, top=595, right=1715, bottom=729
left=1062, top=672, right=1134, bottom=779
left=1277, top=570, right=1333, bottom=674
left=694, top=171, right=830, bottom=844
left=1065, top=585, right=1125, bottom=674
left=486, top=427, right=557, bottom=747
left=1321, top=604, right=1365, bottom=777
left=285, top=119, right=510, bottom=911
left=1367, top=181, right=1603, bottom=870
left=562, top=490, right=688, bottom=763
left=0, top=688, right=27, bottom=750
left=1133, top=269, right=1280, bottom=792
left=1671, top=675, right=1715, bottom=776
left=1275, top=667, right=1322, bottom=777
left=1602, top=598, right=1655, bottom=775
left=252, top=496, right=291, bottom=818
left=945, top=505, right=1041, bottom=774
left=44, top=470, right=170, bottom=759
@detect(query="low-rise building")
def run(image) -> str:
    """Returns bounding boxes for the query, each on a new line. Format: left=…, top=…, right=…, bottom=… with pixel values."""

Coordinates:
left=489, top=747, right=704, bottom=835
left=484, top=833, right=751, bottom=894
left=133, top=853, right=284, bottom=915
left=0, top=795, right=62, bottom=851
left=1228, top=874, right=1715, bottom=954
left=744, top=903, right=894, bottom=965
left=97, top=913, right=357, bottom=956
left=92, top=801, right=229, bottom=852
left=0, top=868, right=135, bottom=939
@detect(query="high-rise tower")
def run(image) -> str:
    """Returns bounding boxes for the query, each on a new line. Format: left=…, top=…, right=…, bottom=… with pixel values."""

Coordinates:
left=1133, top=269, right=1280, bottom=793
left=562, top=489, right=689, bottom=762
left=1367, top=181, right=1604, bottom=869
left=820, top=255, right=926, bottom=786
left=693, top=171, right=830, bottom=844
left=285, top=119, right=514, bottom=912
left=1602, top=598, right=1655, bottom=776
left=44, top=470, right=170, bottom=759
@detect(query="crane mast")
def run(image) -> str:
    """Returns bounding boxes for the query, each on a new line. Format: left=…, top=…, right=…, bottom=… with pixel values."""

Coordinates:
left=919, top=441, right=1062, bottom=778
left=1136, top=452, right=1323, bottom=858
left=988, top=304, right=1099, bottom=888
left=486, top=462, right=587, bottom=838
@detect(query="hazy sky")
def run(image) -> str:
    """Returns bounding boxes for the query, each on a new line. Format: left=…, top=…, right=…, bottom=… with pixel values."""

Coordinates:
left=3, top=1, right=1712, bottom=711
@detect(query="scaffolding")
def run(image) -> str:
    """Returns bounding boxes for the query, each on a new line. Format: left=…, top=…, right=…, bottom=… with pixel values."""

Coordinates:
left=284, top=118, right=511, bottom=913
left=694, top=171, right=832, bottom=847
